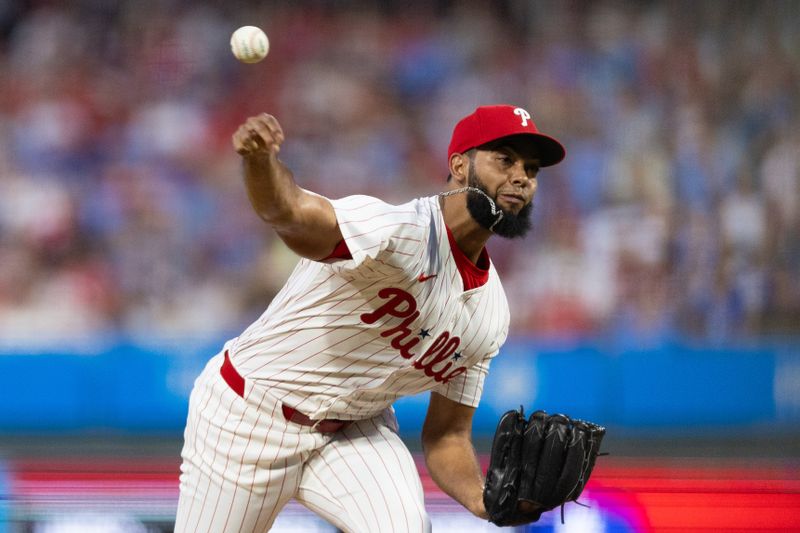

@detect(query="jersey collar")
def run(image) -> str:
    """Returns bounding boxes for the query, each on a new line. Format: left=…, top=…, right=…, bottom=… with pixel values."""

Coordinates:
left=445, top=224, right=490, bottom=291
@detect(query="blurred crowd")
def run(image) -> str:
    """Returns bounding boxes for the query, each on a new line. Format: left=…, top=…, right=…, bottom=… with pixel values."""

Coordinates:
left=0, top=0, right=798, bottom=347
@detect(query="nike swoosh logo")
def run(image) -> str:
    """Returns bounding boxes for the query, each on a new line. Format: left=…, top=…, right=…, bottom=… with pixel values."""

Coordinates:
left=417, top=273, right=438, bottom=283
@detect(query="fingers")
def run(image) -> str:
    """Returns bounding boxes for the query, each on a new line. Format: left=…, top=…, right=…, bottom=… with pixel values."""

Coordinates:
left=232, top=113, right=285, bottom=156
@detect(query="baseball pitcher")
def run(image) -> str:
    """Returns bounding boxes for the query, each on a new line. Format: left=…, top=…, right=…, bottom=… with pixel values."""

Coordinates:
left=174, top=104, right=602, bottom=532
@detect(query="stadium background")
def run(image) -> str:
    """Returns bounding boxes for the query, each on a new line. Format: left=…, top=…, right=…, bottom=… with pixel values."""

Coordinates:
left=0, top=0, right=798, bottom=531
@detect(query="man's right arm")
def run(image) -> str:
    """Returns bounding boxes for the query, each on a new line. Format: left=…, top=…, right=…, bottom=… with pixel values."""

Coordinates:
left=232, top=113, right=343, bottom=260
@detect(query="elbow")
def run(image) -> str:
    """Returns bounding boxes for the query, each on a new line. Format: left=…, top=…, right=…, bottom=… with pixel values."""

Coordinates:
left=421, top=419, right=443, bottom=446
left=421, top=424, right=468, bottom=454
left=421, top=425, right=439, bottom=458
left=251, top=187, right=304, bottom=228
left=421, top=437, right=438, bottom=469
left=255, top=203, right=295, bottom=227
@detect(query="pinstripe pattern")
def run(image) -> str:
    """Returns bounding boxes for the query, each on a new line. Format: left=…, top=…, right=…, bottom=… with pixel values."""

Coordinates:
left=176, top=353, right=431, bottom=532
left=175, top=352, right=329, bottom=533
left=229, top=195, right=510, bottom=421
left=177, top=194, right=510, bottom=531
left=296, top=412, right=430, bottom=532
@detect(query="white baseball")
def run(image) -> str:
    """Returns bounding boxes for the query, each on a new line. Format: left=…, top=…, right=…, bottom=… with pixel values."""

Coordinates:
left=230, top=26, right=270, bottom=64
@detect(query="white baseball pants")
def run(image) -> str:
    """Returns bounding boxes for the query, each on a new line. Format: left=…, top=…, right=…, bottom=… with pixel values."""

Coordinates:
left=174, top=352, right=431, bottom=533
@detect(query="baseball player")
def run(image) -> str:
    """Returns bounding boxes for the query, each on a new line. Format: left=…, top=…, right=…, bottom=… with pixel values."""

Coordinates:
left=174, top=104, right=565, bottom=532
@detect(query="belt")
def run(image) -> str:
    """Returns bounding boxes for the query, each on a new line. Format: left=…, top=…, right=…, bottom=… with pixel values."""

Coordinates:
left=220, top=350, right=351, bottom=434
left=280, top=404, right=351, bottom=433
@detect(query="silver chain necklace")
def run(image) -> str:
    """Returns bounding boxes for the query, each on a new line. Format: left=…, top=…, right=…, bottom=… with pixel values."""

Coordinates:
left=438, top=187, right=504, bottom=231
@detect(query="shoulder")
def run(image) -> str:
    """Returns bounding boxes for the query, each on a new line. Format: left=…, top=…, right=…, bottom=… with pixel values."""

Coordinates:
left=328, top=194, right=387, bottom=212
left=489, top=265, right=511, bottom=312
left=331, top=194, right=433, bottom=213
left=326, top=195, right=439, bottom=271
left=331, top=195, right=436, bottom=232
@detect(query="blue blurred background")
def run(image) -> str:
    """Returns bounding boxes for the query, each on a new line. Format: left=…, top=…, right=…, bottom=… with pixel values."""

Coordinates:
left=0, top=0, right=799, bottom=531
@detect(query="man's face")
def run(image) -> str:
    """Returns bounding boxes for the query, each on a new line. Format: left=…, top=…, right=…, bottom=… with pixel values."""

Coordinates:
left=465, top=139, right=540, bottom=238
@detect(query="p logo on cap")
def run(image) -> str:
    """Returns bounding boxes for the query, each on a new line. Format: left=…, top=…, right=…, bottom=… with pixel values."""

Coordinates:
left=447, top=105, right=565, bottom=167
left=513, top=107, right=531, bottom=126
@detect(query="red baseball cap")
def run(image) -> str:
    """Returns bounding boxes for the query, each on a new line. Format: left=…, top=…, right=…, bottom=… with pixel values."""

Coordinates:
left=447, top=105, right=566, bottom=167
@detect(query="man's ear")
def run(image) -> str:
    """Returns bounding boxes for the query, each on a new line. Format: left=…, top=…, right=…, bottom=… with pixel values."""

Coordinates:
left=448, top=153, right=469, bottom=185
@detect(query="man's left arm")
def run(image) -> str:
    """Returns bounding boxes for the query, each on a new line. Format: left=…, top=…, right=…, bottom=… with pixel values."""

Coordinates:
left=421, top=391, right=488, bottom=520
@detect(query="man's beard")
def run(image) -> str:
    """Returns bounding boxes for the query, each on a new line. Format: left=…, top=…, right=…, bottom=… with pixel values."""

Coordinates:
left=465, top=166, right=533, bottom=239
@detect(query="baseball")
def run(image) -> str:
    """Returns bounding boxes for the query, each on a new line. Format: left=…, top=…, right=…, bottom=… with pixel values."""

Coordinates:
left=230, top=26, right=270, bottom=64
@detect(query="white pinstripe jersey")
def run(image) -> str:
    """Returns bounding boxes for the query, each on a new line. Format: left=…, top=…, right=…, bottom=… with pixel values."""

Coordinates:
left=228, top=194, right=510, bottom=421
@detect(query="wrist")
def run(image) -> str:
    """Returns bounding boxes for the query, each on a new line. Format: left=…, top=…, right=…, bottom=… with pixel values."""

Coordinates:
left=243, top=151, right=275, bottom=165
left=468, top=493, right=489, bottom=520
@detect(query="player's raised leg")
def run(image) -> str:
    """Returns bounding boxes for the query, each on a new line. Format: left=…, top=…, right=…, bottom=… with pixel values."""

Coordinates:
left=296, top=410, right=432, bottom=533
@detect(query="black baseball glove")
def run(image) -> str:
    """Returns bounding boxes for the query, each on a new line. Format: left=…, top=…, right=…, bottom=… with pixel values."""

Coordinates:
left=483, top=407, right=606, bottom=527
